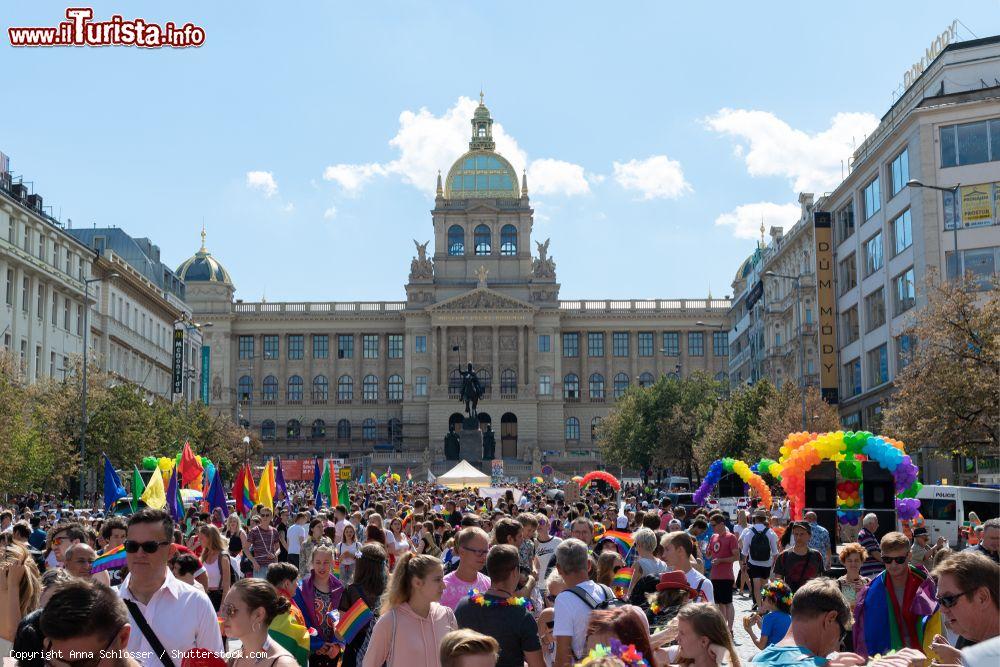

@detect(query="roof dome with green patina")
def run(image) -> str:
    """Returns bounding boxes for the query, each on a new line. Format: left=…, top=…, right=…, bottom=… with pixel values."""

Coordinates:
left=444, top=93, right=521, bottom=200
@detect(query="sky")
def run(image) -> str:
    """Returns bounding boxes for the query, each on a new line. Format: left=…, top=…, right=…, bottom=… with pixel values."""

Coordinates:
left=2, top=2, right=998, bottom=303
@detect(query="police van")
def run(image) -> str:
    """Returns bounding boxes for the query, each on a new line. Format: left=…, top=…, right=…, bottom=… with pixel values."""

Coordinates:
left=915, top=485, right=999, bottom=547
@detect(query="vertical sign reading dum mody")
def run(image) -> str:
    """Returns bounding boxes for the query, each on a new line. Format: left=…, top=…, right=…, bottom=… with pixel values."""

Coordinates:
left=172, top=329, right=185, bottom=395
left=813, top=211, right=839, bottom=404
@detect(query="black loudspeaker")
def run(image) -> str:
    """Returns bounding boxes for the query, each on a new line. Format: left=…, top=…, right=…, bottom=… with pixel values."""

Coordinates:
left=805, top=462, right=837, bottom=509
left=805, top=508, right=840, bottom=550
left=718, top=473, right=746, bottom=498
left=866, top=509, right=898, bottom=542
left=862, top=461, right=895, bottom=509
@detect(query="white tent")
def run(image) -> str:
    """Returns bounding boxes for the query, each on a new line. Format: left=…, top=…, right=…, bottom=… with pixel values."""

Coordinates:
left=438, top=460, right=491, bottom=489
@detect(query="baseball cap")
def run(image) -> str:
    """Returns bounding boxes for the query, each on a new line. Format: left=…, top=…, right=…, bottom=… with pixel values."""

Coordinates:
left=913, top=527, right=928, bottom=538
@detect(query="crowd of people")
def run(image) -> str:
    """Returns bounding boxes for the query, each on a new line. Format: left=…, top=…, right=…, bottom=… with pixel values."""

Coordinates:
left=0, top=480, right=997, bottom=667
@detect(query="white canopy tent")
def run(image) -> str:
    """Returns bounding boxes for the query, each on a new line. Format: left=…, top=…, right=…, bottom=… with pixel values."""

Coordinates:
left=438, top=460, right=491, bottom=489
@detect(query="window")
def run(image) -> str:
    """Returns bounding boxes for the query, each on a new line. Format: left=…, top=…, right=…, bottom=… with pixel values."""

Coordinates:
left=588, top=332, right=604, bottom=357
left=474, top=224, right=491, bottom=255
left=538, top=374, right=552, bottom=396
left=388, top=334, right=403, bottom=358
left=501, top=369, right=517, bottom=394
left=840, top=306, right=859, bottom=344
left=261, top=420, right=276, bottom=440
left=940, top=119, right=1000, bottom=167
left=414, top=335, right=427, bottom=354
left=564, top=373, right=580, bottom=399
left=662, top=332, right=679, bottom=356
left=262, top=375, right=278, bottom=402
left=5, top=269, right=12, bottom=306
left=287, top=335, right=304, bottom=360
left=337, top=419, right=351, bottom=440
left=893, top=268, right=915, bottom=315
left=449, top=369, right=462, bottom=396
left=863, top=176, right=881, bottom=219
left=478, top=369, right=491, bottom=393
left=613, top=372, right=629, bottom=398
left=565, top=417, right=580, bottom=441
left=22, top=277, right=29, bottom=313
left=639, top=372, right=654, bottom=388
left=838, top=253, right=857, bottom=294
left=890, top=148, right=909, bottom=196
left=562, top=333, right=579, bottom=357
left=63, top=298, right=70, bottom=329
left=865, top=288, right=886, bottom=331
left=338, top=375, right=353, bottom=401
left=867, top=344, right=889, bottom=387
left=313, top=335, right=329, bottom=359
left=864, top=232, right=883, bottom=277
left=538, top=334, right=551, bottom=353
left=263, top=335, right=279, bottom=359
left=338, top=334, right=353, bottom=359
left=312, top=419, right=326, bottom=439
left=896, top=334, right=916, bottom=372
left=238, top=376, right=253, bottom=401
left=448, top=225, right=465, bottom=255
left=500, top=224, right=517, bottom=255
left=287, top=376, right=303, bottom=403
left=363, top=374, right=378, bottom=401
left=363, top=334, right=379, bottom=358
left=362, top=419, right=376, bottom=442
left=591, top=417, right=602, bottom=441
left=843, top=358, right=861, bottom=398
left=688, top=332, right=704, bottom=356
left=713, top=331, right=729, bottom=357
left=892, top=210, right=912, bottom=256
left=947, top=246, right=998, bottom=289
left=389, top=418, right=402, bottom=446
left=387, top=374, right=403, bottom=401
left=313, top=375, right=328, bottom=402
left=638, top=332, right=653, bottom=357
left=415, top=375, right=428, bottom=397
left=612, top=332, right=629, bottom=357
left=589, top=373, right=605, bottom=399
left=287, top=419, right=301, bottom=439
left=836, top=201, right=855, bottom=243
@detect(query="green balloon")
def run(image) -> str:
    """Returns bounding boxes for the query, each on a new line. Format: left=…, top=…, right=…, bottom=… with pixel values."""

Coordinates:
left=722, top=458, right=735, bottom=473
left=839, top=459, right=862, bottom=480
left=141, top=456, right=158, bottom=471
left=899, top=481, right=923, bottom=498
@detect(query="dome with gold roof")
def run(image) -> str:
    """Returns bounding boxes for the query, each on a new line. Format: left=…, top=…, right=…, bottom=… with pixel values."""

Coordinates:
left=444, top=93, right=521, bottom=200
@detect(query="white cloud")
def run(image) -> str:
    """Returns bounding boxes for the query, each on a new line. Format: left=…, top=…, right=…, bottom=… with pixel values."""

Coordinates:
left=246, top=171, right=278, bottom=198
left=704, top=108, right=879, bottom=193
left=715, top=201, right=801, bottom=240
left=282, top=203, right=295, bottom=213
left=321, top=163, right=388, bottom=194
left=323, top=206, right=337, bottom=219
left=612, top=155, right=691, bottom=200
left=527, top=159, right=590, bottom=196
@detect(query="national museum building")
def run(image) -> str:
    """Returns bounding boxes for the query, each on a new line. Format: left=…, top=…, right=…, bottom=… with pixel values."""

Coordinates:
left=178, top=99, right=730, bottom=473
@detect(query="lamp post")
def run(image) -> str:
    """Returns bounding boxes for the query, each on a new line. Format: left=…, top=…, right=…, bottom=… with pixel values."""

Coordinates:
left=79, top=272, right=119, bottom=505
left=765, top=271, right=807, bottom=430
left=906, top=179, right=960, bottom=277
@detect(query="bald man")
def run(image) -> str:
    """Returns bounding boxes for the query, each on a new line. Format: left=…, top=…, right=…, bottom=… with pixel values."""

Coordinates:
left=64, top=543, right=98, bottom=579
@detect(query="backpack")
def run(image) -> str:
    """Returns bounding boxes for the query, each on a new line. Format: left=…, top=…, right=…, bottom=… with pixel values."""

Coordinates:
left=566, top=583, right=626, bottom=611
left=749, top=526, right=772, bottom=562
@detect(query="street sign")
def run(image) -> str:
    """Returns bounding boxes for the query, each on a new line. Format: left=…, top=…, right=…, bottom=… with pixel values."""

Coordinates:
left=172, top=329, right=184, bottom=394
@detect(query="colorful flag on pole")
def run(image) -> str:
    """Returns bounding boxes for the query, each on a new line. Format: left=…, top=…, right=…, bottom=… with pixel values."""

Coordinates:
left=166, top=466, right=184, bottom=522
left=313, top=458, right=323, bottom=510
left=318, top=460, right=332, bottom=506
left=335, top=598, right=373, bottom=644
left=91, top=544, right=127, bottom=573
left=140, top=466, right=166, bottom=510
left=337, top=467, right=350, bottom=508
left=103, top=454, right=127, bottom=511
left=206, top=466, right=229, bottom=518
left=131, top=466, right=146, bottom=513
left=258, top=459, right=275, bottom=510
left=275, top=456, right=289, bottom=501
left=180, top=441, right=203, bottom=489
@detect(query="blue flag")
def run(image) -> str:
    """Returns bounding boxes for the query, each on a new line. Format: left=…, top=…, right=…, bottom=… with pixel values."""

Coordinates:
left=206, top=466, right=229, bottom=518
left=313, top=458, right=323, bottom=509
left=275, top=456, right=289, bottom=502
left=166, top=467, right=184, bottom=522
left=102, top=454, right=127, bottom=511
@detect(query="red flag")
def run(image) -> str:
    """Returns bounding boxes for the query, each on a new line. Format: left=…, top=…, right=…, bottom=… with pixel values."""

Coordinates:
left=232, top=464, right=247, bottom=516
left=180, top=442, right=203, bottom=488
left=329, top=460, right=338, bottom=505
left=245, top=462, right=258, bottom=504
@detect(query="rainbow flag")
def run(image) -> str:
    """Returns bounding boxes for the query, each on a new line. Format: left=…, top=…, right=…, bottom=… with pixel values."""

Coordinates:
left=335, top=598, right=373, bottom=644
left=612, top=567, right=634, bottom=588
left=269, top=609, right=315, bottom=666
left=333, top=559, right=341, bottom=578
left=369, top=472, right=378, bottom=484
left=92, top=545, right=127, bottom=573
left=601, top=530, right=635, bottom=555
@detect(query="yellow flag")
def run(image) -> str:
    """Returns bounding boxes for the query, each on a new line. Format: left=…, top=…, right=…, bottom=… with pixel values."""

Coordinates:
left=258, top=460, right=274, bottom=510
left=140, top=467, right=167, bottom=510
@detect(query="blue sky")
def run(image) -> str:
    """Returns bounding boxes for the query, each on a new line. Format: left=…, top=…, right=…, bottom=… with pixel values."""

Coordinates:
left=3, top=2, right=997, bottom=302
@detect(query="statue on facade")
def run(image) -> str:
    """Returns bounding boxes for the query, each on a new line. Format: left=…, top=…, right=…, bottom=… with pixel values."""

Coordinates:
left=459, top=362, right=485, bottom=418
left=532, top=238, right=556, bottom=279
left=482, top=425, right=496, bottom=460
left=444, top=430, right=461, bottom=460
left=409, top=239, right=434, bottom=280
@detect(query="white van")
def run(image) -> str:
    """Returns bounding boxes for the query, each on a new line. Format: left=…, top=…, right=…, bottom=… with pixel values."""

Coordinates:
left=914, top=485, right=999, bottom=547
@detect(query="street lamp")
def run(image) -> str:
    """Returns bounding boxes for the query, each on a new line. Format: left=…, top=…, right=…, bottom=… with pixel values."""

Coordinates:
left=906, top=179, right=960, bottom=276
left=764, top=271, right=807, bottom=430
left=79, top=272, right=120, bottom=505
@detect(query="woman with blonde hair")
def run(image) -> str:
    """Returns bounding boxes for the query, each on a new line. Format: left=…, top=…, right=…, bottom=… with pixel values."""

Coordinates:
left=198, top=523, right=232, bottom=612
left=672, top=603, right=740, bottom=667
left=0, top=544, right=41, bottom=658
left=361, top=552, right=457, bottom=667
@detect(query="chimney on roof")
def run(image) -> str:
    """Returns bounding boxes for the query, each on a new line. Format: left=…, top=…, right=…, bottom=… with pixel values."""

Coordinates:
left=770, top=226, right=784, bottom=244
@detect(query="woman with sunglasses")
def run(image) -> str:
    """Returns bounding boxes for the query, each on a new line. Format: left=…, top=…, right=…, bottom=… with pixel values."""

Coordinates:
left=245, top=508, right=281, bottom=579
left=220, top=578, right=298, bottom=666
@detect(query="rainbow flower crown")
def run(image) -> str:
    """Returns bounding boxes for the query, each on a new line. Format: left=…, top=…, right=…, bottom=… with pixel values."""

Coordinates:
left=761, top=580, right=793, bottom=608
left=578, top=639, right=649, bottom=667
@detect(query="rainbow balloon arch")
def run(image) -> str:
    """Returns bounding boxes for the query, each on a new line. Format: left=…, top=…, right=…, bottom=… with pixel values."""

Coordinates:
left=693, top=458, right=772, bottom=509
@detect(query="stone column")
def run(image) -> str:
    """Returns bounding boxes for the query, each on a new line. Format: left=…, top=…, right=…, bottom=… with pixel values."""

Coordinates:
left=518, top=326, right=525, bottom=388
left=439, top=325, right=447, bottom=390
left=431, top=326, right=438, bottom=386
left=629, top=331, right=638, bottom=384
left=526, top=322, right=536, bottom=392
left=465, top=325, right=473, bottom=365
left=491, top=325, right=499, bottom=396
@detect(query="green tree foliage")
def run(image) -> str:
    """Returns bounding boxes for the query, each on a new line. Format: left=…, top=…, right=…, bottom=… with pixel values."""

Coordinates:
left=754, top=384, right=841, bottom=458
left=695, top=379, right=776, bottom=471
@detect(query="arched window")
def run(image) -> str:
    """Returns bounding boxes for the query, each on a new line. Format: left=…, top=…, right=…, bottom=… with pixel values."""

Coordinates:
left=262, top=375, right=278, bottom=402
left=388, top=418, right=402, bottom=445
left=565, top=417, right=580, bottom=441
left=362, top=418, right=376, bottom=442
left=312, top=375, right=328, bottom=402
left=311, top=419, right=326, bottom=439
left=638, top=372, right=654, bottom=388
left=667, top=372, right=680, bottom=381
left=287, top=375, right=303, bottom=402
left=363, top=375, right=379, bottom=401
left=589, top=373, right=605, bottom=399
left=338, top=375, right=353, bottom=401
left=477, top=369, right=492, bottom=393
left=613, top=372, right=630, bottom=398
left=474, top=224, right=491, bottom=255
left=286, top=419, right=301, bottom=439
left=261, top=419, right=275, bottom=440
left=448, top=225, right=465, bottom=255
left=337, top=419, right=351, bottom=440
left=449, top=369, right=462, bottom=397
left=237, top=375, right=253, bottom=402
left=388, top=374, right=403, bottom=401
left=500, top=224, right=517, bottom=256
left=591, top=416, right=603, bottom=441
left=501, top=369, right=517, bottom=393
left=564, top=373, right=580, bottom=399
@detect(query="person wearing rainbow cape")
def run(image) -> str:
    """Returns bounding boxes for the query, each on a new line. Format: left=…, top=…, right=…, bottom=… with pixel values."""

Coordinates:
left=852, top=531, right=942, bottom=658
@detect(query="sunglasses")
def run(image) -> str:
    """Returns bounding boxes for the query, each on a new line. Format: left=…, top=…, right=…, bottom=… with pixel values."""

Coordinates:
left=882, top=555, right=908, bottom=565
left=123, top=540, right=170, bottom=554
left=935, top=591, right=970, bottom=608
left=220, top=603, right=243, bottom=618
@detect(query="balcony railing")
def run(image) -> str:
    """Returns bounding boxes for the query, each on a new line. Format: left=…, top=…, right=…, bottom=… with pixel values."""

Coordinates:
left=233, top=301, right=407, bottom=314
left=559, top=298, right=731, bottom=313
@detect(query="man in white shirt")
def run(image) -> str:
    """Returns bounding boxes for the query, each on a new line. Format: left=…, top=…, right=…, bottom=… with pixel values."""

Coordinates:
left=286, top=511, right=309, bottom=570
left=662, top=530, right=714, bottom=603
left=740, top=511, right=779, bottom=609
left=535, top=512, right=563, bottom=594
left=553, top=538, right=609, bottom=667
left=333, top=505, right=349, bottom=544
left=118, top=508, right=223, bottom=666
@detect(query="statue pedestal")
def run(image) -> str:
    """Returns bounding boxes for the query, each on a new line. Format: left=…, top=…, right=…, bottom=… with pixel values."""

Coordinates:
left=459, top=427, right=483, bottom=467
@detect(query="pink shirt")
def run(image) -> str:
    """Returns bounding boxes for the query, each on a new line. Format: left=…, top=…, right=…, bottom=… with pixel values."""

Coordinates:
left=658, top=511, right=674, bottom=531
left=708, top=531, right=739, bottom=580
left=440, top=570, right=491, bottom=610
left=361, top=602, right=457, bottom=667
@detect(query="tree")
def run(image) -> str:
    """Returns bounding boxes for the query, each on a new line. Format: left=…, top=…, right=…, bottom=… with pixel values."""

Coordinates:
left=754, top=384, right=841, bottom=458
left=882, top=272, right=1000, bottom=457
left=695, top=379, right=776, bottom=471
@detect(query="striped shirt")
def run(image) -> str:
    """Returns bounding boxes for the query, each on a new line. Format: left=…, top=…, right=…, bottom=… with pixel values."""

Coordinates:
left=248, top=525, right=280, bottom=567
left=857, top=528, right=884, bottom=578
